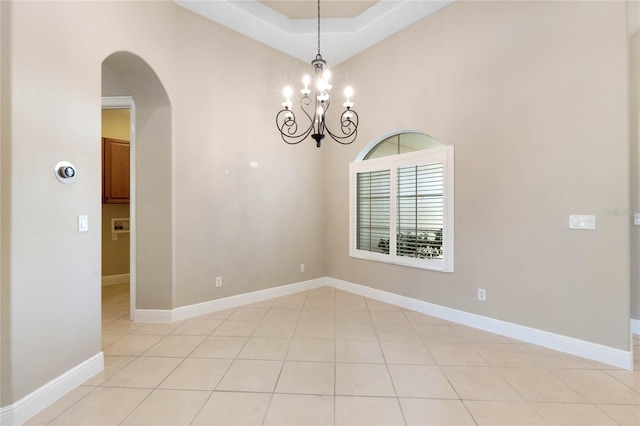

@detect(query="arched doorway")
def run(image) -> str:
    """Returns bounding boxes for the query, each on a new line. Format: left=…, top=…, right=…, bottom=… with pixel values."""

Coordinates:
left=101, top=52, right=174, bottom=320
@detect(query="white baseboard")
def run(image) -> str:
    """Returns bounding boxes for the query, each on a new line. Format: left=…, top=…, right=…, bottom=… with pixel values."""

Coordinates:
left=0, top=353, right=104, bottom=426
left=632, top=318, right=640, bottom=335
left=101, top=274, right=130, bottom=286
left=135, top=278, right=326, bottom=323
left=326, top=278, right=634, bottom=370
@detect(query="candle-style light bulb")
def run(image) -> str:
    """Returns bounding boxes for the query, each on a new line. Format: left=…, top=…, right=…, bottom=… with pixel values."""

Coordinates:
left=343, top=86, right=354, bottom=109
left=282, top=86, right=293, bottom=109
left=301, top=75, right=311, bottom=95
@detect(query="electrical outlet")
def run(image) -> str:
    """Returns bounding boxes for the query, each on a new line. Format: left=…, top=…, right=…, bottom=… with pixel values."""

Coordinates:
left=215, top=276, right=222, bottom=287
left=477, top=288, right=486, bottom=301
left=300, top=263, right=305, bottom=273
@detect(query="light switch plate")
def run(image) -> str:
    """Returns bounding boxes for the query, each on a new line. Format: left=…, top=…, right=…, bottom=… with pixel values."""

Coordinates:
left=78, top=215, right=88, bottom=232
left=634, top=213, right=640, bottom=226
left=569, top=215, right=595, bottom=230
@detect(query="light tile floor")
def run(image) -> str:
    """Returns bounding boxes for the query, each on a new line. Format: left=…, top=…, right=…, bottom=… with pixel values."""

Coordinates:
left=26, top=283, right=640, bottom=425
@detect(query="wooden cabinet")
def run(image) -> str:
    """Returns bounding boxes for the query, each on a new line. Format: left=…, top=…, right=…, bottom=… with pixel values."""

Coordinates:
left=102, top=137, right=130, bottom=204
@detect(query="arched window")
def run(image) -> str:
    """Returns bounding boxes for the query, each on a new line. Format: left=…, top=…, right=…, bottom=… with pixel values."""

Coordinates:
left=349, top=131, right=454, bottom=272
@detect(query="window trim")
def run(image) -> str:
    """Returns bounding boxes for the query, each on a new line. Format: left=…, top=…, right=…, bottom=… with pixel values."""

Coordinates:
left=349, top=145, right=455, bottom=273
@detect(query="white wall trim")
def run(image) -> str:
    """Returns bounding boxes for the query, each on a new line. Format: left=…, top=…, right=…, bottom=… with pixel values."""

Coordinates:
left=632, top=318, right=640, bottom=335
left=135, top=278, right=326, bottom=323
left=326, top=277, right=634, bottom=370
left=0, top=353, right=103, bottom=426
left=101, top=273, right=130, bottom=286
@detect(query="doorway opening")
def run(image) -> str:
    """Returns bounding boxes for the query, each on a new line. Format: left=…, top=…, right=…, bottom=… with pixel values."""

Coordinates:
left=101, top=97, right=136, bottom=322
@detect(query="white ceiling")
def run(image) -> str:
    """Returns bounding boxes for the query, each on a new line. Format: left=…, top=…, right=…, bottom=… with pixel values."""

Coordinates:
left=174, top=0, right=453, bottom=65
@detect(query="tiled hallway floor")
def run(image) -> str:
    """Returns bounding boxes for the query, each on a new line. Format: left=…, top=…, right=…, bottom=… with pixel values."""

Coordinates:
left=26, top=284, right=639, bottom=425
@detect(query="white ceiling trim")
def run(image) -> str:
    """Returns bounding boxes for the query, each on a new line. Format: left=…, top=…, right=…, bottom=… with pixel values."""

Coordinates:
left=174, top=0, right=453, bottom=65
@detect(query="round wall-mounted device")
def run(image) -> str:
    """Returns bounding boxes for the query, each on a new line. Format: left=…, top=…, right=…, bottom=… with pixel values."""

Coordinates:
left=54, top=161, right=77, bottom=184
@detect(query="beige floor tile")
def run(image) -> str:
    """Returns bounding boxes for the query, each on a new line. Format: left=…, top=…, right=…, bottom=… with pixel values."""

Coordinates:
left=120, top=389, right=210, bottom=425
left=380, top=340, right=435, bottom=364
left=25, top=386, right=94, bottom=425
left=102, top=334, right=164, bottom=356
left=335, top=363, right=396, bottom=397
left=335, top=289, right=365, bottom=300
left=497, top=368, right=587, bottom=403
left=516, top=344, right=597, bottom=369
left=604, top=369, right=640, bottom=392
left=227, top=307, right=268, bottom=321
left=529, top=402, right=618, bottom=425
left=192, top=391, right=271, bottom=425
left=299, top=309, right=336, bottom=323
left=287, top=338, right=335, bottom=362
left=211, top=319, right=259, bottom=336
left=143, top=335, right=206, bottom=357
left=272, top=297, right=306, bottom=309
left=216, top=359, right=283, bottom=392
left=132, top=322, right=184, bottom=335
left=464, top=401, right=546, bottom=425
left=336, top=322, right=377, bottom=340
left=159, top=358, right=232, bottom=390
left=304, top=298, right=337, bottom=310
left=102, top=318, right=144, bottom=335
left=399, top=398, right=476, bottom=426
left=252, top=320, right=297, bottom=338
left=170, top=319, right=222, bottom=335
left=414, top=325, right=464, bottom=343
left=389, top=365, right=458, bottom=399
left=189, top=335, right=248, bottom=358
left=473, top=343, right=537, bottom=367
left=365, top=299, right=401, bottom=311
left=263, top=308, right=301, bottom=322
left=83, top=356, right=136, bottom=386
left=237, top=337, right=290, bottom=360
left=552, top=369, right=640, bottom=404
left=370, top=310, right=410, bottom=324
left=426, top=342, right=487, bottom=366
left=102, top=334, right=124, bottom=349
left=195, top=308, right=236, bottom=320
left=374, top=323, right=420, bottom=341
left=336, top=299, right=368, bottom=310
left=335, top=396, right=404, bottom=426
left=48, top=387, right=151, bottom=425
left=597, top=404, right=640, bottom=425
left=295, top=321, right=336, bottom=339
left=335, top=310, right=372, bottom=324
left=101, top=356, right=183, bottom=388
left=264, top=394, right=334, bottom=426
left=402, top=310, right=448, bottom=325
left=452, top=325, right=511, bottom=343
left=275, top=361, right=335, bottom=395
left=442, top=366, right=523, bottom=401
left=307, top=286, right=335, bottom=299
left=336, top=339, right=385, bottom=363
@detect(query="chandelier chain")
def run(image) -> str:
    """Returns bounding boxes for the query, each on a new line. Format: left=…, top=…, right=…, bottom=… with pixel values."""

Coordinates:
left=317, top=0, right=321, bottom=56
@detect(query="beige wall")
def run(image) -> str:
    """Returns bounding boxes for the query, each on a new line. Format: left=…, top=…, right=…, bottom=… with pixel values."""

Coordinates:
left=101, top=109, right=130, bottom=277
left=326, top=0, right=631, bottom=350
left=0, top=0, right=322, bottom=406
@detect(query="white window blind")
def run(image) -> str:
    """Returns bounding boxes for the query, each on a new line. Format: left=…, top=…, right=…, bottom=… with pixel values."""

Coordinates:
left=350, top=146, right=454, bottom=272
left=356, top=170, right=390, bottom=254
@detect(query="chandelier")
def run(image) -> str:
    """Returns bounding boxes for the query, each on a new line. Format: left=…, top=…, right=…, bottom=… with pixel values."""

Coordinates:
left=276, top=0, right=359, bottom=148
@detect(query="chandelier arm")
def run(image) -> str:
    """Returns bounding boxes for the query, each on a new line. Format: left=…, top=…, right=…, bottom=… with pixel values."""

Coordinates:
left=276, top=108, right=317, bottom=145
left=323, top=109, right=359, bottom=145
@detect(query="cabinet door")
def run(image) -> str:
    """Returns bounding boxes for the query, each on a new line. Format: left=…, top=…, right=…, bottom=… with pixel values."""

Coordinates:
left=103, top=138, right=130, bottom=204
